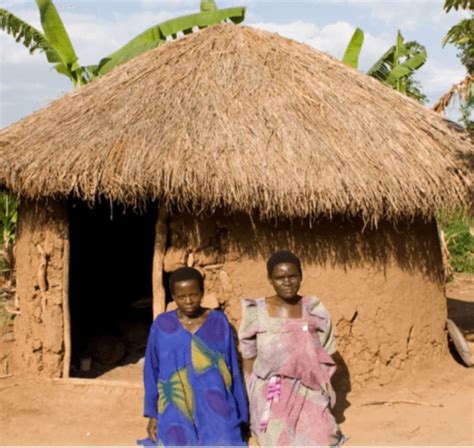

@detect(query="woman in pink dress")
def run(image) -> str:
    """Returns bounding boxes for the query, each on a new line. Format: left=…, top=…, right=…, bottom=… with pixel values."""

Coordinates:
left=239, top=250, right=344, bottom=446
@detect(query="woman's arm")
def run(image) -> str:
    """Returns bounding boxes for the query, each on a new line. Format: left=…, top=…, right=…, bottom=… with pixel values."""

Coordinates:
left=322, top=318, right=336, bottom=355
left=242, top=357, right=256, bottom=380
left=310, top=298, right=336, bottom=355
left=143, top=324, right=160, bottom=442
left=238, top=299, right=258, bottom=390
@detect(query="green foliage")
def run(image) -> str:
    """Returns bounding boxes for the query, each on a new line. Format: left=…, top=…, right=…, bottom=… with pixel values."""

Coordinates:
left=0, top=194, right=17, bottom=278
left=402, top=74, right=428, bottom=104
left=0, top=1, right=91, bottom=86
left=36, top=0, right=89, bottom=86
left=443, top=17, right=474, bottom=73
left=342, top=28, right=427, bottom=103
left=0, top=194, right=17, bottom=249
left=1, top=0, right=246, bottom=86
left=444, top=0, right=474, bottom=12
left=367, top=31, right=427, bottom=95
left=0, top=8, right=50, bottom=54
left=438, top=210, right=474, bottom=273
left=342, top=27, right=364, bottom=69
left=92, top=1, right=245, bottom=77
left=441, top=0, right=473, bottom=128
left=460, top=95, right=474, bottom=130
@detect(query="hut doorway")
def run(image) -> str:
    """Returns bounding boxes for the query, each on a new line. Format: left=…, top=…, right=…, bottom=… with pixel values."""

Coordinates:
left=67, top=200, right=157, bottom=381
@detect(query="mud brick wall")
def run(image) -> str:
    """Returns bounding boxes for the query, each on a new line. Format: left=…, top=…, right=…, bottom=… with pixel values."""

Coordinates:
left=14, top=199, right=69, bottom=377
left=164, top=211, right=447, bottom=387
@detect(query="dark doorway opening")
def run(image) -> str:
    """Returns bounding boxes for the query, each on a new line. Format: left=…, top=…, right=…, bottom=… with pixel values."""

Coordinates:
left=163, top=272, right=173, bottom=309
left=68, top=200, right=156, bottom=380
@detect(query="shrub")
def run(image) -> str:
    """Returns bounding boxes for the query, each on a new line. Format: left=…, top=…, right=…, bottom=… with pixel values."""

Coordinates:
left=438, top=209, right=474, bottom=273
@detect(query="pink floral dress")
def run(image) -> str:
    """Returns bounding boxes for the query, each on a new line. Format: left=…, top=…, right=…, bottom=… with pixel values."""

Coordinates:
left=239, top=296, right=342, bottom=446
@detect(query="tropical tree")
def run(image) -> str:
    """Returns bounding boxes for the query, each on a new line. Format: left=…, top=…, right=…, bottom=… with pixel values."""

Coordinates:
left=444, top=0, right=474, bottom=9
left=0, top=0, right=245, bottom=87
left=433, top=0, right=473, bottom=128
left=342, top=29, right=427, bottom=103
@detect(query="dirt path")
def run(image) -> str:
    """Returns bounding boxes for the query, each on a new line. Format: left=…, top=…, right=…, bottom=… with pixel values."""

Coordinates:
left=0, top=274, right=472, bottom=446
left=341, top=362, right=473, bottom=445
left=0, top=360, right=472, bottom=446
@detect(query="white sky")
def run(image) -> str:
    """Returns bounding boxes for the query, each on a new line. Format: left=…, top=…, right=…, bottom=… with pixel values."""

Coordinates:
left=0, top=0, right=470, bottom=128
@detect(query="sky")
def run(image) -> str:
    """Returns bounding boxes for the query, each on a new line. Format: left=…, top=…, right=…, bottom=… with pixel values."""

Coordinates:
left=0, top=0, right=470, bottom=128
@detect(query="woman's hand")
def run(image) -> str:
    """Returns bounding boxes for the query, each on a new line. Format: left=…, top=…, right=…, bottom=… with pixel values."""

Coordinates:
left=147, top=417, right=158, bottom=442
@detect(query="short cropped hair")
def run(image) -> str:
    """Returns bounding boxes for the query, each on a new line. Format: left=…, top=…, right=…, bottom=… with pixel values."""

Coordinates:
left=169, top=267, right=204, bottom=294
left=267, top=250, right=302, bottom=276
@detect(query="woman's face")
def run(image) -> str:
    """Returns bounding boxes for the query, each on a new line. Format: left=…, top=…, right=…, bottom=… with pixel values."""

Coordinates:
left=172, top=279, right=203, bottom=317
left=268, top=262, right=302, bottom=300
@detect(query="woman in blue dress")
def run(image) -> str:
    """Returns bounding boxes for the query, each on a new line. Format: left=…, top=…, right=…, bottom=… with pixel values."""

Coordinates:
left=140, top=267, right=249, bottom=446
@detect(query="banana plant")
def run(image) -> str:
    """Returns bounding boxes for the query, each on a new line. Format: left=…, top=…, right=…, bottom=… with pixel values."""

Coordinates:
left=90, top=0, right=245, bottom=78
left=0, top=0, right=245, bottom=87
left=368, top=31, right=427, bottom=95
left=341, top=27, right=364, bottom=69
left=0, top=0, right=87, bottom=86
left=342, top=28, right=427, bottom=101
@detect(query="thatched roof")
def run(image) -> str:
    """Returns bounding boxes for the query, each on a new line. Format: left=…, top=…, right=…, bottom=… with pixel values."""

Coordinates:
left=0, top=24, right=471, bottom=221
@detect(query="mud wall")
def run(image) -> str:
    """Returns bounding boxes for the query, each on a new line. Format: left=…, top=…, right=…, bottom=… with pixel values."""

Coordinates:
left=163, top=211, right=446, bottom=387
left=14, top=199, right=68, bottom=377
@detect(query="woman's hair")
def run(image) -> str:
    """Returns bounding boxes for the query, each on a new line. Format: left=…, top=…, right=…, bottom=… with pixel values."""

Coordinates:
left=267, top=250, right=302, bottom=276
left=169, top=267, right=204, bottom=294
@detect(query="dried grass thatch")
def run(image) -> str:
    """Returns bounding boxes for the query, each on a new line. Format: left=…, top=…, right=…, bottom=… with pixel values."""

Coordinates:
left=433, top=74, right=473, bottom=114
left=0, top=24, right=471, bottom=221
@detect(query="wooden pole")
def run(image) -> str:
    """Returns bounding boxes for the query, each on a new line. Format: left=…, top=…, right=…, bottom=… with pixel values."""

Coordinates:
left=62, top=237, right=71, bottom=378
left=152, top=206, right=168, bottom=318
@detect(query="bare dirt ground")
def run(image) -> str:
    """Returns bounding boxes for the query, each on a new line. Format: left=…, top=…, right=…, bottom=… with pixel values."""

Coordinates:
left=0, top=274, right=472, bottom=446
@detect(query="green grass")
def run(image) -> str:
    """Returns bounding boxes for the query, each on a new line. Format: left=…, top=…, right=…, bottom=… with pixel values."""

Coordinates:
left=0, top=194, right=17, bottom=281
left=438, top=210, right=474, bottom=274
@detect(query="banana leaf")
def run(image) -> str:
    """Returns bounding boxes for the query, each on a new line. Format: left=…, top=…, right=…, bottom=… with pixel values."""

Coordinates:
left=385, top=50, right=427, bottom=86
left=35, top=0, right=78, bottom=68
left=342, top=27, right=364, bottom=69
left=367, top=46, right=395, bottom=81
left=0, top=8, right=55, bottom=58
left=96, top=5, right=245, bottom=76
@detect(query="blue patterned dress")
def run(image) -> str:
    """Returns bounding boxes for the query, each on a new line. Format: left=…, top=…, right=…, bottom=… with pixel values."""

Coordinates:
left=139, top=310, right=248, bottom=446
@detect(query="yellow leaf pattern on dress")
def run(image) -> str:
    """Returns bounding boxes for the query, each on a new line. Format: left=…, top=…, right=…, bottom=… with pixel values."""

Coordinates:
left=157, top=367, right=194, bottom=421
left=157, top=383, right=167, bottom=414
left=191, top=336, right=232, bottom=388
left=191, top=338, right=213, bottom=373
left=217, top=357, right=232, bottom=388
left=174, top=368, right=194, bottom=419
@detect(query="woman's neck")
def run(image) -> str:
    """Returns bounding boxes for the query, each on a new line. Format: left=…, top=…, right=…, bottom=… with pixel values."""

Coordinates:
left=268, top=294, right=302, bottom=306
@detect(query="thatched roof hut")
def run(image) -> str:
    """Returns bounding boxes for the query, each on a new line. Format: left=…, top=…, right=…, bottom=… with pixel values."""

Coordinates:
left=1, top=25, right=471, bottom=386
left=0, top=25, right=470, bottom=221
